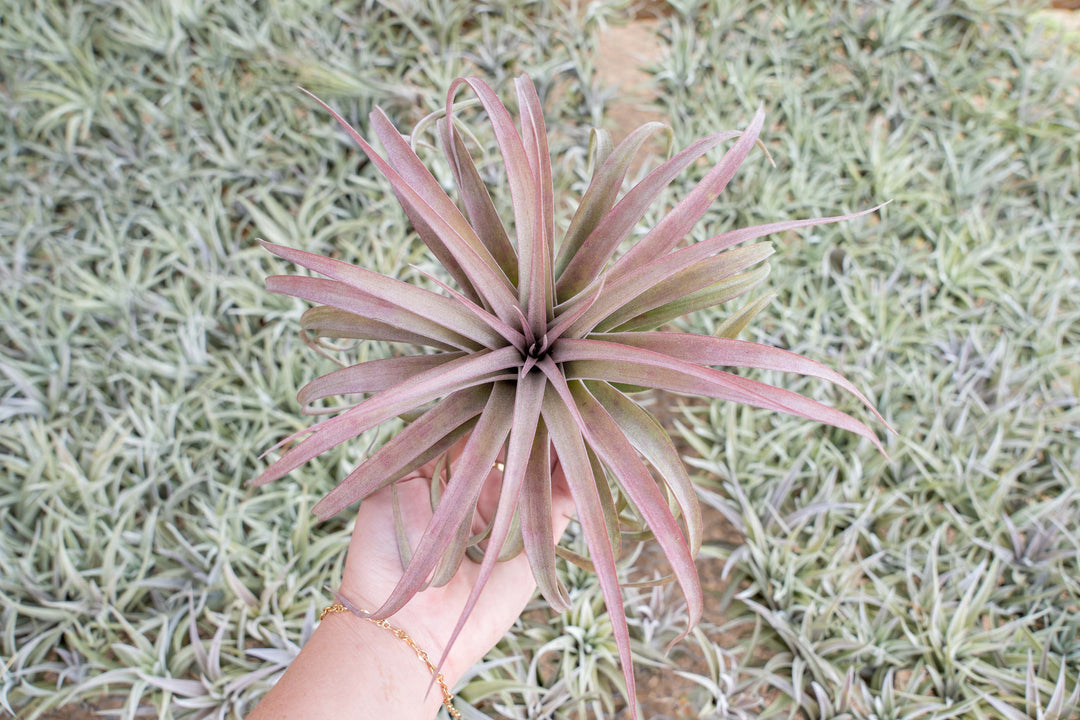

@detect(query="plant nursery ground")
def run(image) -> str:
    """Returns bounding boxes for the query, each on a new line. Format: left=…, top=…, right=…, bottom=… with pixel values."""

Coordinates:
left=2, top=0, right=1079, bottom=718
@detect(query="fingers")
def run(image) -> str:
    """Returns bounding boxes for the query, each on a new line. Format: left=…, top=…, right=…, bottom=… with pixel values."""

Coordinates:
left=373, top=441, right=578, bottom=558
left=548, top=453, right=576, bottom=541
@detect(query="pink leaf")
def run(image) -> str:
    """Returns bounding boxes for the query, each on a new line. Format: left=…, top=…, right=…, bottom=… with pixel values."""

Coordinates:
left=445, top=78, right=538, bottom=304
left=312, top=388, right=489, bottom=519
left=563, top=205, right=886, bottom=338
left=516, top=75, right=555, bottom=336
left=601, top=331, right=888, bottom=427
left=369, top=382, right=515, bottom=619
left=297, top=352, right=465, bottom=414
left=554, top=121, right=672, bottom=280
left=608, top=106, right=766, bottom=279
left=555, top=338, right=886, bottom=455
left=299, top=305, right=459, bottom=351
left=586, top=380, right=702, bottom=558
left=570, top=381, right=703, bottom=649
left=252, top=346, right=521, bottom=488
left=519, top=425, right=570, bottom=611
left=262, top=240, right=504, bottom=348
left=267, top=275, right=478, bottom=351
left=432, top=371, right=547, bottom=675
left=556, top=130, right=741, bottom=300
left=540, top=380, right=639, bottom=719
left=437, top=117, right=518, bottom=282
left=299, top=90, right=520, bottom=325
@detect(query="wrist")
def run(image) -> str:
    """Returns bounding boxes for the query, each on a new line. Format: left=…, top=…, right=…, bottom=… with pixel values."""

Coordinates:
left=333, top=587, right=472, bottom=686
left=321, top=605, right=461, bottom=718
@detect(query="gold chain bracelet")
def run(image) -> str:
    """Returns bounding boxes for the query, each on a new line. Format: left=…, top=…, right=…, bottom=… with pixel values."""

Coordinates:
left=320, top=603, right=461, bottom=719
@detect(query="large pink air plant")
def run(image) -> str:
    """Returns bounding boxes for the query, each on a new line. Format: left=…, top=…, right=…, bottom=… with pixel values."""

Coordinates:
left=254, top=74, right=885, bottom=716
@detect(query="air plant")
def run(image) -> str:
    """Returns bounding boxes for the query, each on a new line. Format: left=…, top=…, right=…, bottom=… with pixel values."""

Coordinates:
left=253, top=74, right=886, bottom=716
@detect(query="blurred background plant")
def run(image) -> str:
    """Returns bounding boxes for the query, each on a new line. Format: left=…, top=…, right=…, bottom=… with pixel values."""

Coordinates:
left=1, top=0, right=1077, bottom=718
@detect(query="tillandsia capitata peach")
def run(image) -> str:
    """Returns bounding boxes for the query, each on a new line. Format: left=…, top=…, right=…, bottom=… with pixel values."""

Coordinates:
left=254, top=74, right=886, bottom=716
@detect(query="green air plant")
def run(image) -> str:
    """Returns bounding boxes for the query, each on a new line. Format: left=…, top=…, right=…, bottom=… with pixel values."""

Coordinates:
left=253, top=74, right=886, bottom=716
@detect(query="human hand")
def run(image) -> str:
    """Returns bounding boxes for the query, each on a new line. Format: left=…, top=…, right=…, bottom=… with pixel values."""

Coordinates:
left=337, top=444, right=576, bottom=684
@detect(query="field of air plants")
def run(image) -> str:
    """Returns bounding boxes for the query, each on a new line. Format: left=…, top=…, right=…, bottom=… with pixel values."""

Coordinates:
left=2, top=0, right=1078, bottom=718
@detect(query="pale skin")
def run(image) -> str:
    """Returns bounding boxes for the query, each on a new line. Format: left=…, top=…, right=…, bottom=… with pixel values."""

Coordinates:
left=247, top=451, right=575, bottom=720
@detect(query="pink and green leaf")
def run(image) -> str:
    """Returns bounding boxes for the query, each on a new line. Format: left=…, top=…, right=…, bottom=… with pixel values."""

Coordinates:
left=369, top=382, right=515, bottom=619
left=446, top=78, right=538, bottom=305
left=370, top=106, right=506, bottom=283
left=516, top=76, right=555, bottom=336
left=432, top=370, right=547, bottom=675
left=607, top=106, right=766, bottom=281
left=586, top=380, right=702, bottom=558
left=556, top=130, right=741, bottom=300
left=252, top=346, right=520, bottom=488
left=301, top=90, right=520, bottom=324
left=599, top=331, right=888, bottom=425
left=563, top=205, right=884, bottom=338
left=554, top=121, right=671, bottom=279
left=714, top=292, right=777, bottom=339
left=267, top=275, right=481, bottom=351
left=555, top=338, right=886, bottom=454
left=569, top=381, right=703, bottom=648
left=591, top=243, right=775, bottom=333
left=297, top=352, right=465, bottom=414
left=541, top=382, right=638, bottom=719
left=438, top=117, right=518, bottom=283
left=612, top=265, right=772, bottom=333
left=519, top=423, right=570, bottom=611
left=310, top=387, right=488, bottom=519
left=299, top=305, right=459, bottom=351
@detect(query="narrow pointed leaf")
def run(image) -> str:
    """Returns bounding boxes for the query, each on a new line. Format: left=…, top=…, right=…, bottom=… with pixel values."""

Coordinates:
left=519, top=423, right=570, bottom=610
left=446, top=77, right=537, bottom=305
left=608, top=106, right=766, bottom=281
left=563, top=205, right=884, bottom=338
left=569, top=382, right=703, bottom=646
left=599, top=331, right=887, bottom=425
left=267, top=275, right=479, bottom=351
left=497, top=504, right=525, bottom=562
left=430, top=506, right=472, bottom=588
left=300, top=90, right=520, bottom=324
left=587, top=127, right=614, bottom=176
left=297, top=353, right=465, bottom=413
left=556, top=130, right=740, bottom=299
left=370, top=107, right=499, bottom=266
left=299, top=305, right=458, bottom=351
left=586, top=380, right=702, bottom=558
left=516, top=75, right=555, bottom=334
left=594, top=243, right=774, bottom=332
left=587, top=446, right=621, bottom=561
left=411, top=264, right=526, bottom=351
left=438, top=116, right=518, bottom=282
left=261, top=240, right=503, bottom=348
left=540, top=382, right=638, bottom=719
left=433, top=371, right=547, bottom=676
left=370, top=106, right=510, bottom=295
left=545, top=274, right=606, bottom=348
left=391, top=483, right=413, bottom=570
left=311, top=387, right=489, bottom=519
left=715, top=292, right=776, bottom=339
left=253, top=346, right=520, bottom=488
left=613, top=265, right=771, bottom=333
left=554, top=338, right=886, bottom=454
left=555, top=122, right=671, bottom=279
left=370, top=382, right=515, bottom=620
